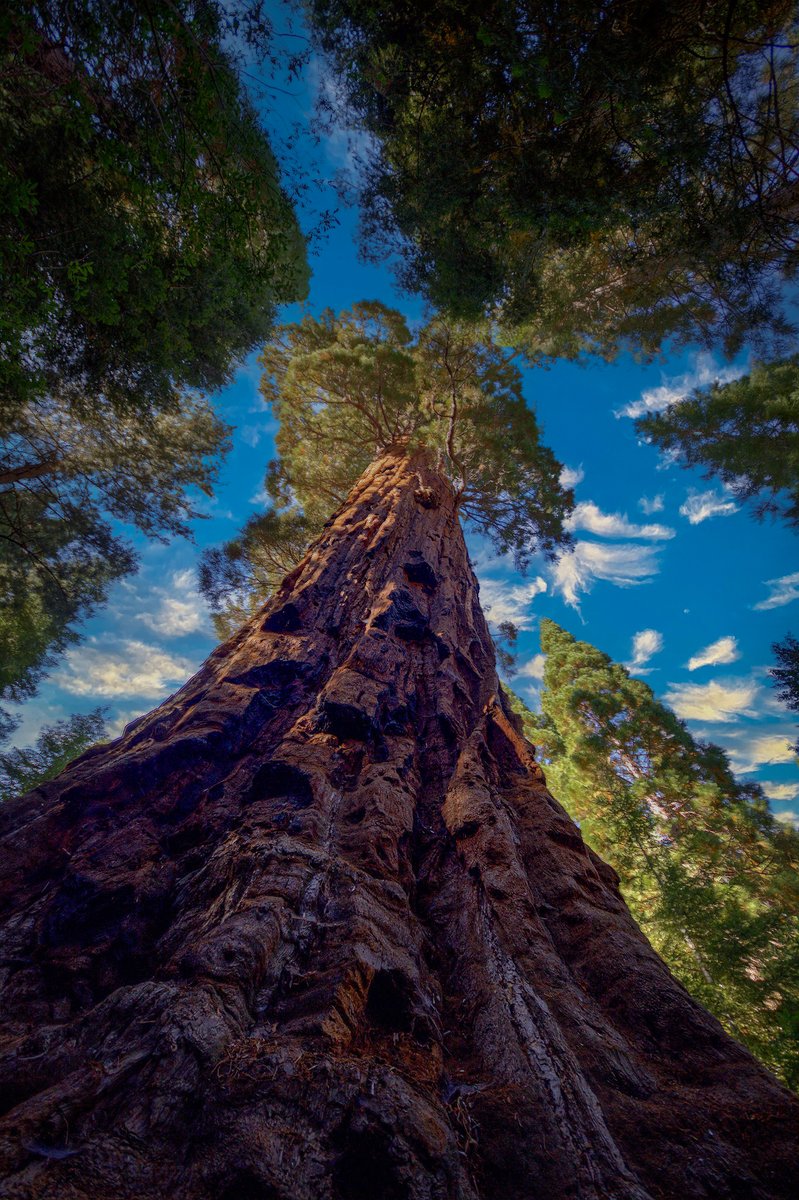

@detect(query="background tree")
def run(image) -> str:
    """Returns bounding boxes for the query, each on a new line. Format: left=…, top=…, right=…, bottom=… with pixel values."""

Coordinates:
left=638, top=357, right=799, bottom=527
left=0, top=707, right=106, bottom=802
left=1, top=391, right=231, bottom=735
left=772, top=633, right=799, bottom=752
left=1, top=0, right=310, bottom=732
left=308, top=0, right=799, bottom=358
left=515, top=619, right=799, bottom=1087
left=200, top=300, right=572, bottom=626
left=1, top=0, right=309, bottom=429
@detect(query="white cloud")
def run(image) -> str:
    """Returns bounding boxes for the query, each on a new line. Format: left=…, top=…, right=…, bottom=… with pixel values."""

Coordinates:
left=517, top=653, right=546, bottom=681
left=240, top=424, right=266, bottom=448
left=754, top=571, right=799, bottom=611
left=639, top=494, right=664, bottom=515
left=656, top=447, right=682, bottom=472
left=679, top=489, right=738, bottom=525
left=551, top=541, right=662, bottom=609
left=478, top=576, right=547, bottom=630
left=617, top=353, right=746, bottom=420
left=663, top=677, right=760, bottom=723
left=626, top=629, right=663, bottom=674
left=776, top=809, right=799, bottom=827
left=56, top=639, right=194, bottom=699
left=106, top=708, right=148, bottom=739
left=761, top=781, right=799, bottom=802
left=559, top=464, right=585, bottom=489
left=687, top=636, right=740, bottom=672
left=565, top=502, right=674, bottom=540
left=138, top=569, right=210, bottom=638
left=250, top=485, right=271, bottom=506
left=308, top=56, right=376, bottom=171
left=710, top=724, right=791, bottom=772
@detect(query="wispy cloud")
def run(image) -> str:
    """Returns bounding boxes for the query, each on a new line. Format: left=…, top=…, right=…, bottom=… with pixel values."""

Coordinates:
left=137, top=569, right=210, bottom=638
left=761, top=781, right=799, bottom=802
left=517, top=653, right=546, bottom=681
left=663, top=677, right=760, bottom=723
left=725, top=729, right=797, bottom=774
left=617, top=353, right=745, bottom=420
left=56, top=639, right=194, bottom=699
left=478, top=576, right=547, bottom=630
left=565, top=502, right=674, bottom=540
left=679, top=489, right=738, bottom=525
left=551, top=541, right=662, bottom=609
left=626, top=629, right=663, bottom=674
left=687, top=635, right=740, bottom=672
left=639, top=494, right=664, bottom=515
left=776, top=809, right=799, bottom=827
left=559, top=464, right=584, bottom=488
left=754, top=571, right=799, bottom=611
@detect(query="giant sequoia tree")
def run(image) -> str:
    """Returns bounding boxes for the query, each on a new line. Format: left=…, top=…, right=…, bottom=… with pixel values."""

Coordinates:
left=0, top=445, right=798, bottom=1196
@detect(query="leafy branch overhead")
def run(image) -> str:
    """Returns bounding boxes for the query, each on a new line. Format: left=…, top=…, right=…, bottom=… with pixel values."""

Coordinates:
left=0, top=0, right=309, bottom=429
left=201, top=301, right=573, bottom=629
left=309, top=0, right=799, bottom=359
left=638, top=356, right=799, bottom=527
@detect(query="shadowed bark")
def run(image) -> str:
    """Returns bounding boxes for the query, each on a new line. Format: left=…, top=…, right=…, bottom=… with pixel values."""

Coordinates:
left=0, top=449, right=796, bottom=1199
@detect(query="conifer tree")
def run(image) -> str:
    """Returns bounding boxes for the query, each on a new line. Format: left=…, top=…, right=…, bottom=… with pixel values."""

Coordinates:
left=0, top=708, right=106, bottom=802
left=518, top=619, right=799, bottom=1087
left=638, top=357, right=799, bottom=528
left=771, top=633, right=799, bottom=752
left=1, top=0, right=309, bottom=427
left=200, top=301, right=572, bottom=628
left=308, top=0, right=799, bottom=357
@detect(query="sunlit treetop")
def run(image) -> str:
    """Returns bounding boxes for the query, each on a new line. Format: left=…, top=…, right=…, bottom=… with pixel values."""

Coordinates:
left=309, top=0, right=799, bottom=359
left=200, top=301, right=572, bottom=633
left=259, top=301, right=573, bottom=566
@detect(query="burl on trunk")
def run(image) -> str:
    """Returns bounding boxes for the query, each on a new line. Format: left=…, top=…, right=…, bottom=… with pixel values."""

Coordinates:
left=0, top=450, right=796, bottom=1200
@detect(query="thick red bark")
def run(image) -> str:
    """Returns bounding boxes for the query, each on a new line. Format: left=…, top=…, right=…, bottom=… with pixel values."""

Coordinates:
left=0, top=449, right=796, bottom=1199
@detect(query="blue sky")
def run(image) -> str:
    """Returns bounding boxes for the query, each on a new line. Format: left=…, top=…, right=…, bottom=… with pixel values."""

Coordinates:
left=8, top=3, right=799, bottom=824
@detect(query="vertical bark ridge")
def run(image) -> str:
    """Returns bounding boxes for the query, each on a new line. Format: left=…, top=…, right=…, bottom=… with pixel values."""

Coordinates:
left=0, top=448, right=796, bottom=1200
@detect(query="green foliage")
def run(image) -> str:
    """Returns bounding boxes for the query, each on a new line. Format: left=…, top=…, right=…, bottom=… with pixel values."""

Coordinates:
left=0, top=0, right=309, bottom=428
left=199, top=504, right=316, bottom=640
left=1, top=390, right=231, bottom=711
left=0, top=708, right=107, bottom=802
left=516, top=620, right=799, bottom=1088
left=309, top=0, right=799, bottom=358
left=639, top=357, right=799, bottom=527
left=771, top=633, right=799, bottom=753
left=201, top=301, right=572, bottom=628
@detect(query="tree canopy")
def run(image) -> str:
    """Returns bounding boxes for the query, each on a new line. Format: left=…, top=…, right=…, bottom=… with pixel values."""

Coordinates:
left=200, top=301, right=572, bottom=629
left=1, top=0, right=309, bottom=429
left=1, top=390, right=230, bottom=720
left=638, top=356, right=799, bottom=527
left=517, top=619, right=799, bottom=1087
left=308, top=0, right=799, bottom=359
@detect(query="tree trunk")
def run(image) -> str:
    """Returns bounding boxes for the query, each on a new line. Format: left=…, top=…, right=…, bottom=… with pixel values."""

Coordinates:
left=0, top=448, right=796, bottom=1200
